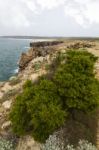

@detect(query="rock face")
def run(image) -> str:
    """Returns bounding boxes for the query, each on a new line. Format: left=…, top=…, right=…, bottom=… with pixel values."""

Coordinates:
left=19, top=40, right=95, bottom=71
left=30, top=40, right=63, bottom=47
left=19, top=41, right=63, bottom=70
left=2, top=100, right=12, bottom=110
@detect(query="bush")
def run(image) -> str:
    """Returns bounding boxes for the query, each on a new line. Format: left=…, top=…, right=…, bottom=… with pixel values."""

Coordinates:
left=10, top=79, right=66, bottom=142
left=23, top=80, right=33, bottom=89
left=10, top=86, right=34, bottom=135
left=10, top=50, right=99, bottom=143
left=54, top=50, right=99, bottom=114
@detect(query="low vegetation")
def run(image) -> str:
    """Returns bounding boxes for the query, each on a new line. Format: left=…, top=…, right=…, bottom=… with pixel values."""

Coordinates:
left=10, top=50, right=99, bottom=144
left=0, top=138, right=14, bottom=150
left=9, top=77, right=21, bottom=86
left=1, top=88, right=21, bottom=103
left=41, top=134, right=97, bottom=150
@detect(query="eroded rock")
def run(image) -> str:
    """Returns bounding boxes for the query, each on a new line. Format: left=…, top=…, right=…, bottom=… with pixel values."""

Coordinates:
left=2, top=100, right=12, bottom=110
left=30, top=40, right=63, bottom=48
left=1, top=121, right=11, bottom=130
left=19, top=41, right=63, bottom=71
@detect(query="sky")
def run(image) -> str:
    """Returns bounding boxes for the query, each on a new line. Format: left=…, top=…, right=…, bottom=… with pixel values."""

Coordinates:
left=0, top=0, right=99, bottom=37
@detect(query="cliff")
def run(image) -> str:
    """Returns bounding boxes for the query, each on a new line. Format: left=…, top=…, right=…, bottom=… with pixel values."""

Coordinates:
left=0, top=39, right=99, bottom=150
left=19, top=40, right=94, bottom=71
left=19, top=40, right=63, bottom=70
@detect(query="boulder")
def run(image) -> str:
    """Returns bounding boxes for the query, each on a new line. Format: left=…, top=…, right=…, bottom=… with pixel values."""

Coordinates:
left=9, top=76, right=17, bottom=81
left=1, top=121, right=11, bottom=130
left=2, top=100, right=12, bottom=110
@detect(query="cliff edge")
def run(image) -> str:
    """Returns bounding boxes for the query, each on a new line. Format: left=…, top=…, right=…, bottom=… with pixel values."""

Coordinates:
left=0, top=39, right=98, bottom=150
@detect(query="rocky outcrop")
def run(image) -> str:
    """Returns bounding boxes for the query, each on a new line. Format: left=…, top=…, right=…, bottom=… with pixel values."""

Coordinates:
left=19, top=40, right=95, bottom=71
left=19, top=41, right=63, bottom=70
left=30, top=40, right=63, bottom=47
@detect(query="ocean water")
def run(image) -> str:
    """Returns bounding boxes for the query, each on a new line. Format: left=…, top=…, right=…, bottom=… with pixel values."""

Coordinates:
left=0, top=38, right=32, bottom=81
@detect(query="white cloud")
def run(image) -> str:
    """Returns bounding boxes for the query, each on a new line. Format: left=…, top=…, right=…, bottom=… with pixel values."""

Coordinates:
left=0, top=0, right=30, bottom=27
left=22, top=0, right=38, bottom=13
left=64, top=0, right=99, bottom=27
left=0, top=0, right=99, bottom=32
left=37, top=0, right=65, bottom=9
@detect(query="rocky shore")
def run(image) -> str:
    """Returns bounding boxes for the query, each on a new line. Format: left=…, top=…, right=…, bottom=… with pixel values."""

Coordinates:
left=0, top=39, right=99, bottom=150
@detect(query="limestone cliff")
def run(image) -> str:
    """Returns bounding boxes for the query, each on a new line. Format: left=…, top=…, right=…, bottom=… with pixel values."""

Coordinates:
left=0, top=39, right=98, bottom=150
left=19, top=40, right=63, bottom=70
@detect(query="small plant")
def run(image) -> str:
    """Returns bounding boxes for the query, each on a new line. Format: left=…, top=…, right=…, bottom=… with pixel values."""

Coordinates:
left=41, top=134, right=65, bottom=150
left=9, top=77, right=20, bottom=86
left=34, top=62, right=42, bottom=71
left=45, top=64, right=50, bottom=70
left=0, top=138, right=14, bottom=150
left=76, top=140, right=97, bottom=150
left=41, top=134, right=97, bottom=150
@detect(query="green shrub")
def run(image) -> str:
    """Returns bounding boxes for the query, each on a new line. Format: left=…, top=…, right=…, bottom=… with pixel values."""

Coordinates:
left=10, top=50, right=99, bottom=143
left=23, top=80, right=33, bottom=89
left=34, top=62, right=42, bottom=71
left=10, top=80, right=66, bottom=142
left=27, top=80, right=66, bottom=142
left=54, top=50, right=99, bottom=114
left=10, top=86, right=34, bottom=135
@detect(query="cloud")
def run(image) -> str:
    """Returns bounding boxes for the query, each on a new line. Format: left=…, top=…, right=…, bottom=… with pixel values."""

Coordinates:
left=0, top=0, right=66, bottom=28
left=64, top=0, right=99, bottom=27
left=0, top=0, right=99, bottom=32
left=0, top=0, right=31, bottom=27
left=37, top=0, right=65, bottom=9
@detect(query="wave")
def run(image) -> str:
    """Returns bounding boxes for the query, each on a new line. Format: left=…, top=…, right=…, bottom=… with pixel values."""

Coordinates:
left=13, top=68, right=19, bottom=74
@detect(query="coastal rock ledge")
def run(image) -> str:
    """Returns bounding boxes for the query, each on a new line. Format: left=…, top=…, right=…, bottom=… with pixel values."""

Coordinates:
left=19, top=40, right=63, bottom=70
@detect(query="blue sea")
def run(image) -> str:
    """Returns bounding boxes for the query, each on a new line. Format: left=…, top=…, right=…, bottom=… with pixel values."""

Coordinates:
left=0, top=38, right=33, bottom=81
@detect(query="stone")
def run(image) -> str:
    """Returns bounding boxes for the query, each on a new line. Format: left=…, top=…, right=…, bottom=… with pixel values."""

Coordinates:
left=9, top=76, right=17, bottom=81
left=1, top=121, right=11, bottom=130
left=0, top=82, right=5, bottom=88
left=2, top=100, right=12, bottom=110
